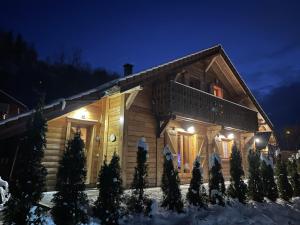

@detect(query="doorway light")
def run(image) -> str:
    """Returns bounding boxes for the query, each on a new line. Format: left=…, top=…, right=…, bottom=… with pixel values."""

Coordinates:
left=74, top=108, right=88, bottom=120
left=227, top=133, right=234, bottom=140
left=187, top=126, right=195, bottom=133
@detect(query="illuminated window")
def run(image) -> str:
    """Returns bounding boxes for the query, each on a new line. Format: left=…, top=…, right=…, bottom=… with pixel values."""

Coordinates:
left=213, top=85, right=223, bottom=98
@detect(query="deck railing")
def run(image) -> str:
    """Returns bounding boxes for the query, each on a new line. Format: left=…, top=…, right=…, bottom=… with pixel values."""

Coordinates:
left=153, top=81, right=258, bottom=132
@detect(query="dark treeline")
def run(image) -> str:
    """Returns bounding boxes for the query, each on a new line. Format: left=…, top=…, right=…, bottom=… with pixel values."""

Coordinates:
left=0, top=31, right=119, bottom=108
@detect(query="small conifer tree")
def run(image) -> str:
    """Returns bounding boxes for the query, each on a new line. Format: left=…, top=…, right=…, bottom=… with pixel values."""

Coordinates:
left=247, top=149, right=264, bottom=202
left=275, top=154, right=293, bottom=201
left=260, top=155, right=278, bottom=201
left=227, top=145, right=247, bottom=203
left=208, top=152, right=225, bottom=206
left=186, top=155, right=206, bottom=207
left=128, top=137, right=150, bottom=214
left=94, top=152, right=123, bottom=225
left=287, top=155, right=300, bottom=197
left=4, top=97, right=47, bottom=225
left=51, top=132, right=89, bottom=225
left=161, top=145, right=183, bottom=212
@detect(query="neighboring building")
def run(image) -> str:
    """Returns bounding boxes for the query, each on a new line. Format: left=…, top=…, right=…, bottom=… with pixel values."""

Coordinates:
left=0, top=89, right=28, bottom=120
left=0, top=89, right=28, bottom=180
left=0, top=45, right=276, bottom=190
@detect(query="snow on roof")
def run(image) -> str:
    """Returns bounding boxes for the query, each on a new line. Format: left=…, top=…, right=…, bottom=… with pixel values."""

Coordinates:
left=0, top=89, right=28, bottom=109
left=0, top=78, right=120, bottom=126
left=0, top=44, right=273, bottom=134
left=119, top=45, right=221, bottom=82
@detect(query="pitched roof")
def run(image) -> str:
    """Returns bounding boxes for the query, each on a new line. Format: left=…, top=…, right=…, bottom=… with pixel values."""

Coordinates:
left=0, top=45, right=273, bottom=139
left=0, top=89, right=28, bottom=110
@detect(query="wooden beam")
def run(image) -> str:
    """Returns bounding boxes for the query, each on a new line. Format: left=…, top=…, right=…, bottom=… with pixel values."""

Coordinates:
left=157, top=115, right=175, bottom=137
left=126, top=90, right=139, bottom=110
left=205, top=56, right=217, bottom=73
left=174, top=70, right=187, bottom=82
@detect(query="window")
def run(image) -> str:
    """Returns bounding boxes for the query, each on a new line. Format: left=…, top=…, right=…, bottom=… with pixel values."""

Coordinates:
left=213, top=85, right=223, bottom=98
left=177, top=133, right=195, bottom=173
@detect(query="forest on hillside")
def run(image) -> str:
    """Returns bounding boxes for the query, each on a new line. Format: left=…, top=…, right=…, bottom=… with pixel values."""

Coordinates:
left=0, top=31, right=119, bottom=108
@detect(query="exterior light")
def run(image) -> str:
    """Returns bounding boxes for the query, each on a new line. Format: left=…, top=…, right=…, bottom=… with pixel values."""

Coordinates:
left=286, top=130, right=291, bottom=135
left=227, top=133, right=234, bottom=139
left=255, top=138, right=260, bottom=143
left=74, top=108, right=88, bottom=120
left=119, top=116, right=124, bottom=124
left=187, top=126, right=195, bottom=133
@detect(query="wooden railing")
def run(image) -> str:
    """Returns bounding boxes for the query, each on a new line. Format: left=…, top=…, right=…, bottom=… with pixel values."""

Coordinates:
left=153, top=81, right=258, bottom=132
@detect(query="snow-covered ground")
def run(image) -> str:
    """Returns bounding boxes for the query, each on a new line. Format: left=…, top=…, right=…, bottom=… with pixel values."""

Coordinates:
left=37, top=184, right=300, bottom=225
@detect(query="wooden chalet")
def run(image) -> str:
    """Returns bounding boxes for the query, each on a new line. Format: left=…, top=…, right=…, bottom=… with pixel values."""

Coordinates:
left=0, top=45, right=276, bottom=190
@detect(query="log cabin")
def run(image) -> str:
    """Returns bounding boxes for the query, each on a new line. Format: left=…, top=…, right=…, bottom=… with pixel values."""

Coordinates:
left=0, top=45, right=277, bottom=190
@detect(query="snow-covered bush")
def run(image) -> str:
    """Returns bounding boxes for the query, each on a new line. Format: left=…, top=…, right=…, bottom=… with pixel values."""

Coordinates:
left=51, top=132, right=89, bottom=225
left=161, top=145, right=183, bottom=212
left=127, top=137, right=151, bottom=215
left=227, top=145, right=247, bottom=203
left=186, top=155, right=207, bottom=207
left=208, top=152, right=225, bottom=206
left=287, top=154, right=300, bottom=197
left=260, top=154, right=278, bottom=201
left=275, top=154, right=293, bottom=201
left=247, top=149, right=264, bottom=202
left=94, top=152, right=123, bottom=225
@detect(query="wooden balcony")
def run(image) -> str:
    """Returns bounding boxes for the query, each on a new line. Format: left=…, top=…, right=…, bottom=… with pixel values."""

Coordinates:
left=153, top=81, right=258, bottom=132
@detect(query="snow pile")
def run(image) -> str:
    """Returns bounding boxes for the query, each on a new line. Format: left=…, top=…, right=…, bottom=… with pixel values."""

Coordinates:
left=137, top=137, right=148, bottom=151
left=119, top=197, right=300, bottom=225
left=260, top=154, right=274, bottom=167
left=209, top=152, right=221, bottom=169
left=163, top=145, right=173, bottom=161
left=37, top=185, right=300, bottom=225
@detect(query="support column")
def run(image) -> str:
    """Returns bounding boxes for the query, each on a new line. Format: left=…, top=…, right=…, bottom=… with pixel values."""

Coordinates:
left=205, top=125, right=222, bottom=181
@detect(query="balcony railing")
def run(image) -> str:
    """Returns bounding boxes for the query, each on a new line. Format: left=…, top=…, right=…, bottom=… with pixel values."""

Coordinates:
left=153, top=81, right=258, bottom=132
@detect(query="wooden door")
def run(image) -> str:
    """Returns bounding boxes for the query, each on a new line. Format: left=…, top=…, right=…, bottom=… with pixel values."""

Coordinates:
left=66, top=118, right=96, bottom=184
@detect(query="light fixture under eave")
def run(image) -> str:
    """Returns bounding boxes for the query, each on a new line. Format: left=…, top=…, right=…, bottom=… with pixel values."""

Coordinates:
left=227, top=133, right=234, bottom=140
left=74, top=108, right=88, bottom=120
left=255, top=138, right=260, bottom=143
left=187, top=126, right=195, bottom=133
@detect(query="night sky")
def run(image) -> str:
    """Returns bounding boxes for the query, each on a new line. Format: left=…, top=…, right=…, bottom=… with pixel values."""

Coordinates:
left=1, top=0, right=300, bottom=129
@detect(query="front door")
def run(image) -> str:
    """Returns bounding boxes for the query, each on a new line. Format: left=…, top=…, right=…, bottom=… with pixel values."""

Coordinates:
left=66, top=118, right=96, bottom=184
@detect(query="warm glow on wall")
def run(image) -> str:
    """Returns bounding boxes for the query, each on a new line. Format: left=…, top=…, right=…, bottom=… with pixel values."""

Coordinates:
left=119, top=116, right=124, bottom=124
left=187, top=126, right=195, bottom=133
left=74, top=108, right=88, bottom=120
left=227, top=133, right=234, bottom=140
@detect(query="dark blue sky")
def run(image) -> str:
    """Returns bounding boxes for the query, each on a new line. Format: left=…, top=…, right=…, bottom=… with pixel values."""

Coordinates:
left=1, top=0, right=300, bottom=128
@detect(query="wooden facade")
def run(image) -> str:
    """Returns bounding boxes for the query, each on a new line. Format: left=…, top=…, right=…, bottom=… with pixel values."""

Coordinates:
left=0, top=45, right=276, bottom=190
